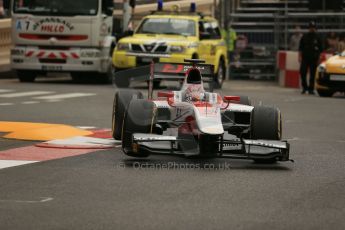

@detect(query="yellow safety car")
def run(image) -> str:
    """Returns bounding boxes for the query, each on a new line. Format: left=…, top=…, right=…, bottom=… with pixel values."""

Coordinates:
left=112, top=3, right=228, bottom=88
left=316, top=51, right=345, bottom=97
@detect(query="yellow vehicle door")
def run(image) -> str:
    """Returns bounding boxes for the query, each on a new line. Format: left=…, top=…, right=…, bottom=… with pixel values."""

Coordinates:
left=198, top=20, right=222, bottom=66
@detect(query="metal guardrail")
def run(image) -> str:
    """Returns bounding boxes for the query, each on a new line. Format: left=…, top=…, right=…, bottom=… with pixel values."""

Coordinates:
left=229, top=9, right=345, bottom=80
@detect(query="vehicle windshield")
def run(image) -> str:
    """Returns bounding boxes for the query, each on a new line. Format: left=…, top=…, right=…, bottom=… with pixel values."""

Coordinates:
left=136, top=18, right=196, bottom=36
left=13, top=0, right=99, bottom=16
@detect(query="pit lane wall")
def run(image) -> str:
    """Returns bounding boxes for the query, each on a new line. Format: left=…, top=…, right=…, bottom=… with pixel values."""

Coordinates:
left=0, top=0, right=215, bottom=73
left=277, top=50, right=333, bottom=88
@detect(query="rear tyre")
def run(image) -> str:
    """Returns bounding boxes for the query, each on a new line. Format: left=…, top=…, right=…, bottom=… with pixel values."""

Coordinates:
left=317, top=89, right=334, bottom=97
left=112, top=90, right=143, bottom=140
left=17, top=70, right=36, bottom=82
left=214, top=59, right=225, bottom=89
left=71, top=72, right=86, bottom=83
left=250, top=106, right=282, bottom=164
left=122, top=99, right=157, bottom=157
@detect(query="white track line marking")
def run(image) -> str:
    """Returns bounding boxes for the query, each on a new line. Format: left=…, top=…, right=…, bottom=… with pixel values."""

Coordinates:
left=46, top=99, right=62, bottom=103
left=0, top=160, right=37, bottom=169
left=34, top=93, right=96, bottom=100
left=0, top=89, right=14, bottom=93
left=0, top=91, right=54, bottom=98
left=76, top=126, right=97, bottom=129
left=0, top=103, right=14, bottom=106
left=21, top=101, right=40, bottom=105
left=0, top=197, right=53, bottom=203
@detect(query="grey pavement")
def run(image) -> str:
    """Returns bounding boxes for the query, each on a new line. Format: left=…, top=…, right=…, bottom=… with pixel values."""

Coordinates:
left=0, top=75, right=344, bottom=229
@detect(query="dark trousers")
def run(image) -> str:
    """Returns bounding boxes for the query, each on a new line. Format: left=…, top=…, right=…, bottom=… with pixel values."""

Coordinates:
left=300, top=57, right=318, bottom=91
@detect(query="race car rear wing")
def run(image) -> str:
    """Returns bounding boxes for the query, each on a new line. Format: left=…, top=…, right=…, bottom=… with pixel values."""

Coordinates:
left=113, top=61, right=214, bottom=88
left=153, top=62, right=214, bottom=81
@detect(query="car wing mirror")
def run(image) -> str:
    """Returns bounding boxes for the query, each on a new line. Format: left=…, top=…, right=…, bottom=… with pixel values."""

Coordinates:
left=223, top=96, right=240, bottom=103
left=221, top=96, right=240, bottom=109
left=157, top=91, right=174, bottom=98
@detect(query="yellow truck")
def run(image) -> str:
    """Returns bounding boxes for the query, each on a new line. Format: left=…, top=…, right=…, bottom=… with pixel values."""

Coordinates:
left=112, top=4, right=228, bottom=88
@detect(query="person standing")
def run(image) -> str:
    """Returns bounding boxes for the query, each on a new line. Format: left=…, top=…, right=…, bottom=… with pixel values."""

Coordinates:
left=299, top=21, right=323, bottom=94
left=289, top=25, right=303, bottom=51
left=0, top=0, right=9, bottom=18
left=337, top=33, right=345, bottom=53
left=221, top=21, right=237, bottom=63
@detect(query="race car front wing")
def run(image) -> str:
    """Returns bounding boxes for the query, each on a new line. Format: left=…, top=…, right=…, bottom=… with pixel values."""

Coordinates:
left=131, top=133, right=290, bottom=161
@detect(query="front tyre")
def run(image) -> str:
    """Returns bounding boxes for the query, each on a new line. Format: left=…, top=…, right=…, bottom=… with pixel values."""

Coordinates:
left=250, top=106, right=282, bottom=164
left=317, top=89, right=334, bottom=97
left=71, top=72, right=84, bottom=83
left=17, top=70, right=36, bottom=82
left=122, top=99, right=157, bottom=157
left=112, top=90, right=143, bottom=140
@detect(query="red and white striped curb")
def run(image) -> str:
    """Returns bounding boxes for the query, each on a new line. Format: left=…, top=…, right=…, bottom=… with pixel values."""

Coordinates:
left=36, top=136, right=120, bottom=149
left=0, top=128, right=120, bottom=170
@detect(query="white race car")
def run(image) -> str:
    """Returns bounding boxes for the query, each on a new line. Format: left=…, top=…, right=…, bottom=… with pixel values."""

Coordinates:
left=112, top=59, right=290, bottom=163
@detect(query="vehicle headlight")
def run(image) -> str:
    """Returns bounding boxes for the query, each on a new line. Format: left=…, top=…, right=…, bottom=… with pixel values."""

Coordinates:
left=117, top=43, right=130, bottom=51
left=318, top=64, right=326, bottom=79
left=318, top=64, right=326, bottom=73
left=170, top=45, right=185, bottom=53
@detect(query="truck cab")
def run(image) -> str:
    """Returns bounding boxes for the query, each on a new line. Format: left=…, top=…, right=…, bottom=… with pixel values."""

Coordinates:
left=10, top=0, right=115, bottom=82
left=112, top=3, right=228, bottom=88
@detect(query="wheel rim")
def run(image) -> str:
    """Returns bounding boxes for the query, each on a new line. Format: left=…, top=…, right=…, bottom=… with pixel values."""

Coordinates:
left=217, top=63, right=224, bottom=85
left=112, top=95, right=117, bottom=136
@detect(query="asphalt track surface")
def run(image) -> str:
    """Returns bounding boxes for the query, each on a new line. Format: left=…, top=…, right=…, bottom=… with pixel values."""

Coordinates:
left=0, top=75, right=345, bottom=230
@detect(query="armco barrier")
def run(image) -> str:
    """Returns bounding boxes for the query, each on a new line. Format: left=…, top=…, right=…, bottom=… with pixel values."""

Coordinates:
left=277, top=50, right=333, bottom=89
left=0, top=19, right=11, bottom=72
left=0, top=0, right=215, bottom=73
